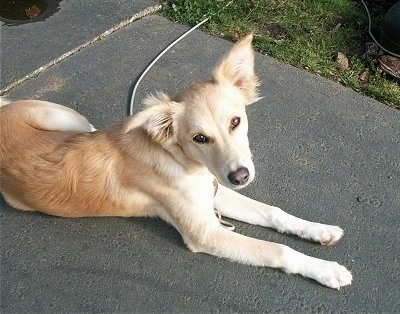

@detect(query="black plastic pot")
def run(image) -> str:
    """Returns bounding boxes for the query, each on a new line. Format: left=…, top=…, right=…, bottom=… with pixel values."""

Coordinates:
left=380, top=1, right=400, bottom=55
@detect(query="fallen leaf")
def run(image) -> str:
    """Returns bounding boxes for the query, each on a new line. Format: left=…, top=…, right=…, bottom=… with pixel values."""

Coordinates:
left=359, top=69, right=369, bottom=83
left=25, top=5, right=41, bottom=19
left=334, top=52, right=349, bottom=70
left=379, top=55, right=400, bottom=79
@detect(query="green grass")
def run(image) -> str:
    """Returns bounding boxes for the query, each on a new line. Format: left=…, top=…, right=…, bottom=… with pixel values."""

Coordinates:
left=161, top=0, right=400, bottom=109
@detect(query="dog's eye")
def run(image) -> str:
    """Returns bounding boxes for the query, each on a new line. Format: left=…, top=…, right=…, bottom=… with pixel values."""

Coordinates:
left=231, top=117, right=241, bottom=130
left=193, top=134, right=209, bottom=143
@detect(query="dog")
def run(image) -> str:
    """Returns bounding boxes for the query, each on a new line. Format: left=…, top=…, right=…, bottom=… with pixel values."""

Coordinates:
left=0, top=35, right=352, bottom=289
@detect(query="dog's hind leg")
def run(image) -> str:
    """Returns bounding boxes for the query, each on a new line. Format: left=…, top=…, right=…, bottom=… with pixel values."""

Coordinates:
left=214, top=185, right=344, bottom=246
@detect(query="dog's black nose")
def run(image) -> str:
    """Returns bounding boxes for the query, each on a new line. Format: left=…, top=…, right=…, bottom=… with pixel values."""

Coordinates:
left=228, top=167, right=250, bottom=185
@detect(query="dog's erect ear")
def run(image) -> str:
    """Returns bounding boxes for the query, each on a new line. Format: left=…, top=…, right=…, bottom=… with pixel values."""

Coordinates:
left=213, top=34, right=261, bottom=104
left=124, top=93, right=181, bottom=144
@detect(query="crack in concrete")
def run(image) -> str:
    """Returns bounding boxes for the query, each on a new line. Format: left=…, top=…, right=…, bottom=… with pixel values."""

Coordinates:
left=0, top=4, right=162, bottom=96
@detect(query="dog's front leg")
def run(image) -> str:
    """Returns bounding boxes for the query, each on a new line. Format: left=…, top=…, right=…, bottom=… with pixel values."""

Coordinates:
left=214, top=185, right=344, bottom=245
left=188, top=226, right=352, bottom=290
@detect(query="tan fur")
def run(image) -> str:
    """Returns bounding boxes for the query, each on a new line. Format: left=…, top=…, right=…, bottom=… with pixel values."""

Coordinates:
left=0, top=35, right=352, bottom=289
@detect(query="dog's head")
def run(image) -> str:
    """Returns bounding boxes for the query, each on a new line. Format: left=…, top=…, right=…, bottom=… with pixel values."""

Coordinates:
left=125, top=34, right=260, bottom=189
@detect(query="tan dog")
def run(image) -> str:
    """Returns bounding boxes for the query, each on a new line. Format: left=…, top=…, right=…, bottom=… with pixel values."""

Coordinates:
left=0, top=35, right=352, bottom=289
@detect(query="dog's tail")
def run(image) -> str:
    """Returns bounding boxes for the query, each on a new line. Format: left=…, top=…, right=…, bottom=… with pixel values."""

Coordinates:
left=0, top=96, right=12, bottom=107
left=1, top=99, right=95, bottom=132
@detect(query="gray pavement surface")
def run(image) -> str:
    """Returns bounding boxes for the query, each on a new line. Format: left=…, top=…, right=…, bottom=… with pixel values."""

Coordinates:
left=0, top=0, right=159, bottom=91
left=1, top=1, right=400, bottom=312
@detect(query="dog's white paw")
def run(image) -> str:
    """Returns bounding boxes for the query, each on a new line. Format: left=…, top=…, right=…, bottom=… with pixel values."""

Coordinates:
left=313, top=260, right=353, bottom=290
left=283, top=247, right=353, bottom=290
left=302, top=223, right=344, bottom=245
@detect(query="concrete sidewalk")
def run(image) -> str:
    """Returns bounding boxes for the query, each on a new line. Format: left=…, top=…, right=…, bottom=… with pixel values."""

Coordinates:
left=1, top=1, right=399, bottom=312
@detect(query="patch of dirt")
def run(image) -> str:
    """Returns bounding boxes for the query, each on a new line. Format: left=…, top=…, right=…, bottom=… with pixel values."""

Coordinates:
left=257, top=22, right=287, bottom=39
